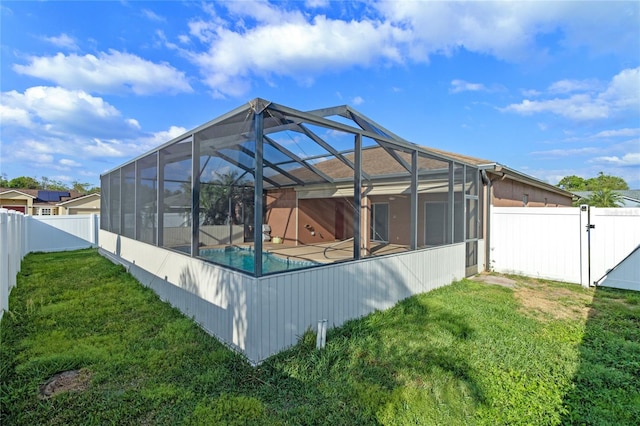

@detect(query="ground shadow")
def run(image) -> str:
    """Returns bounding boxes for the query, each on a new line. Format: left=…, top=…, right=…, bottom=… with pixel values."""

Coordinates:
left=560, top=285, right=640, bottom=424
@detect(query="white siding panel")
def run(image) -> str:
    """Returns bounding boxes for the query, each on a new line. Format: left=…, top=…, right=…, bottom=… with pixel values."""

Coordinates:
left=99, top=230, right=464, bottom=364
left=99, top=230, right=253, bottom=355
left=248, top=244, right=465, bottom=362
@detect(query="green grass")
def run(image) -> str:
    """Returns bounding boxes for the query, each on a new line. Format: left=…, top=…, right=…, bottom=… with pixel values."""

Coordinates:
left=1, top=249, right=639, bottom=425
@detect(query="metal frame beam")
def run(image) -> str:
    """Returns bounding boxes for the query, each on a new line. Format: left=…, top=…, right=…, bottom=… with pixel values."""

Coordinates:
left=253, top=111, right=264, bottom=277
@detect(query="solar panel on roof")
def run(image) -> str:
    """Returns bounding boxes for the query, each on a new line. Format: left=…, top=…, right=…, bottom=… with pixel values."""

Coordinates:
left=37, top=190, right=70, bottom=202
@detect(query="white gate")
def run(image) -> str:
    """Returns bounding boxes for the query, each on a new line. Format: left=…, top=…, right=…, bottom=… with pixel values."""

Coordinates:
left=490, top=206, right=640, bottom=289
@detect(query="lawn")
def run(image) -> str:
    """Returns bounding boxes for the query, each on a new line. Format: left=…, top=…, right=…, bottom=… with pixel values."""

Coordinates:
left=1, top=249, right=639, bottom=425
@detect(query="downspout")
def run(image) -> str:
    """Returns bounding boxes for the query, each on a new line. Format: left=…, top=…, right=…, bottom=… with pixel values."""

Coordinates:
left=481, top=169, right=491, bottom=272
left=480, top=167, right=506, bottom=272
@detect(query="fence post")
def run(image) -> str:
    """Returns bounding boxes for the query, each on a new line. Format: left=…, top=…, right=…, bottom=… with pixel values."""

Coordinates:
left=92, top=214, right=99, bottom=246
left=0, top=209, right=8, bottom=317
left=579, top=205, right=590, bottom=287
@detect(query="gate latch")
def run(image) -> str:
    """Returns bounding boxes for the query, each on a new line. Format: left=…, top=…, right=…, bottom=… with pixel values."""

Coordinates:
left=587, top=224, right=595, bottom=229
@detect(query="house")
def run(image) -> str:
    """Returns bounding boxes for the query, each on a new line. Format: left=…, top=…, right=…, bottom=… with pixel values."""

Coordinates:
left=0, top=188, right=100, bottom=215
left=98, top=98, right=574, bottom=363
left=573, top=190, right=640, bottom=207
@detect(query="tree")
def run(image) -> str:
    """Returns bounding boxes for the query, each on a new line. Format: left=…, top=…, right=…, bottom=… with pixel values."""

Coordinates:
left=557, top=172, right=628, bottom=191
left=41, top=177, right=68, bottom=191
left=583, top=189, right=623, bottom=207
left=587, top=172, right=628, bottom=191
left=7, top=176, right=40, bottom=189
left=557, top=175, right=587, bottom=191
left=71, top=181, right=92, bottom=194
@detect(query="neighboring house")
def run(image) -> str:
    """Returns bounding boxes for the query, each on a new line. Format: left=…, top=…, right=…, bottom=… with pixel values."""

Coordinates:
left=0, top=188, right=100, bottom=215
left=573, top=190, right=640, bottom=207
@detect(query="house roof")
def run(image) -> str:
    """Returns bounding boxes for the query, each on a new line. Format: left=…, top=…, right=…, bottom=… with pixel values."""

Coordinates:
left=0, top=188, right=37, bottom=199
left=56, top=192, right=101, bottom=206
left=0, top=187, right=92, bottom=206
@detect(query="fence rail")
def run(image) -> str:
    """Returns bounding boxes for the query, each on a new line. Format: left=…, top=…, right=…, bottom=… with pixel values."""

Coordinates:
left=0, top=212, right=100, bottom=319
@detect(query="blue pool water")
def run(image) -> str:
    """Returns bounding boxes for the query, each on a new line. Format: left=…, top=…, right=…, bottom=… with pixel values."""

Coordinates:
left=199, top=247, right=317, bottom=274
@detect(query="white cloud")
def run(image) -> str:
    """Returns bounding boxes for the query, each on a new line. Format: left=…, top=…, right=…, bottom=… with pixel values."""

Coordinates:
left=14, top=148, right=54, bottom=165
left=502, top=67, right=640, bottom=120
left=59, top=159, right=81, bottom=167
left=522, top=89, right=542, bottom=97
left=175, top=2, right=639, bottom=97
left=547, top=79, right=601, bottom=94
left=305, top=0, right=329, bottom=8
left=13, top=50, right=192, bottom=95
left=592, top=128, right=640, bottom=138
left=376, top=1, right=639, bottom=60
left=591, top=153, right=640, bottom=167
left=187, top=12, right=406, bottom=97
left=450, top=79, right=487, bottom=94
left=0, top=104, right=31, bottom=127
left=2, top=86, right=140, bottom=139
left=352, top=96, right=364, bottom=105
left=598, top=67, right=640, bottom=111
left=44, top=33, right=78, bottom=50
left=142, top=8, right=165, bottom=22
left=531, top=147, right=600, bottom=158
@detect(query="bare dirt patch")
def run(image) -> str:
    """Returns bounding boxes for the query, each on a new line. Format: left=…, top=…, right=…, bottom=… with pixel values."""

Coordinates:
left=514, top=281, right=593, bottom=321
left=39, top=369, right=91, bottom=399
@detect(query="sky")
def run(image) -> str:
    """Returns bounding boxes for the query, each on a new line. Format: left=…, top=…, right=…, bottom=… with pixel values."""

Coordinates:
left=1, top=0, right=639, bottom=190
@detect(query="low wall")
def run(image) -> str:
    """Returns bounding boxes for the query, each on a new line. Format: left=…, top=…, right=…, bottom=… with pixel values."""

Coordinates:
left=99, top=230, right=465, bottom=364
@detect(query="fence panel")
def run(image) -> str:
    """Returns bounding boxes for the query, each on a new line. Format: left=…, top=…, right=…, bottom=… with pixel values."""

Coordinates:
left=490, top=207, right=583, bottom=283
left=26, top=214, right=99, bottom=253
left=589, top=208, right=640, bottom=284
left=1, top=209, right=26, bottom=319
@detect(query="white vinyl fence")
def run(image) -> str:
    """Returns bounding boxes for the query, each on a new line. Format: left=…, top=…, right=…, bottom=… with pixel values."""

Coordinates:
left=490, top=206, right=640, bottom=288
left=0, top=212, right=99, bottom=319
left=0, top=209, right=26, bottom=319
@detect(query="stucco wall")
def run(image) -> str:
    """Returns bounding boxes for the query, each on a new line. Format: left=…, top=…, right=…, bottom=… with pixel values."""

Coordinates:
left=265, top=188, right=297, bottom=243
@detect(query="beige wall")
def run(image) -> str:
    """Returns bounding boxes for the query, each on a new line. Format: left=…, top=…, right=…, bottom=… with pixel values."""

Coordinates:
left=59, top=195, right=101, bottom=215
left=0, top=193, right=32, bottom=213
left=492, top=179, right=572, bottom=207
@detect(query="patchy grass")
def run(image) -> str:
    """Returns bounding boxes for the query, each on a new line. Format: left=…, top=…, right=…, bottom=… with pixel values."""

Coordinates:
left=1, top=249, right=638, bottom=425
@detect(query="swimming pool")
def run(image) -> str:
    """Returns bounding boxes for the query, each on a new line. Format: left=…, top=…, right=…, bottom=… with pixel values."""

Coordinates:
left=199, top=247, right=318, bottom=274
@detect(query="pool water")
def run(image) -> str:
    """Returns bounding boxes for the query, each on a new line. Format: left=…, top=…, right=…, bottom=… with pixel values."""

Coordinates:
left=199, top=247, right=317, bottom=274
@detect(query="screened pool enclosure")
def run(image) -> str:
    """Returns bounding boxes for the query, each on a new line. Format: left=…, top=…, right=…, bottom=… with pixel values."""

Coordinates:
left=101, top=98, right=482, bottom=277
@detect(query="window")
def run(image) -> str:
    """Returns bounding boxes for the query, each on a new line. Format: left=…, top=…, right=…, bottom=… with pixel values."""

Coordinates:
left=41, top=208, right=51, bottom=215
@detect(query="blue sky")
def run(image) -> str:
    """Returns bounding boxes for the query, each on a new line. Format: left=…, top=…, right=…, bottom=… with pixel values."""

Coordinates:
left=1, top=1, right=639, bottom=189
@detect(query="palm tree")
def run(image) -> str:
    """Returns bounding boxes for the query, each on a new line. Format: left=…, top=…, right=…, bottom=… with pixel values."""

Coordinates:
left=200, top=171, right=254, bottom=225
left=584, top=189, right=622, bottom=207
